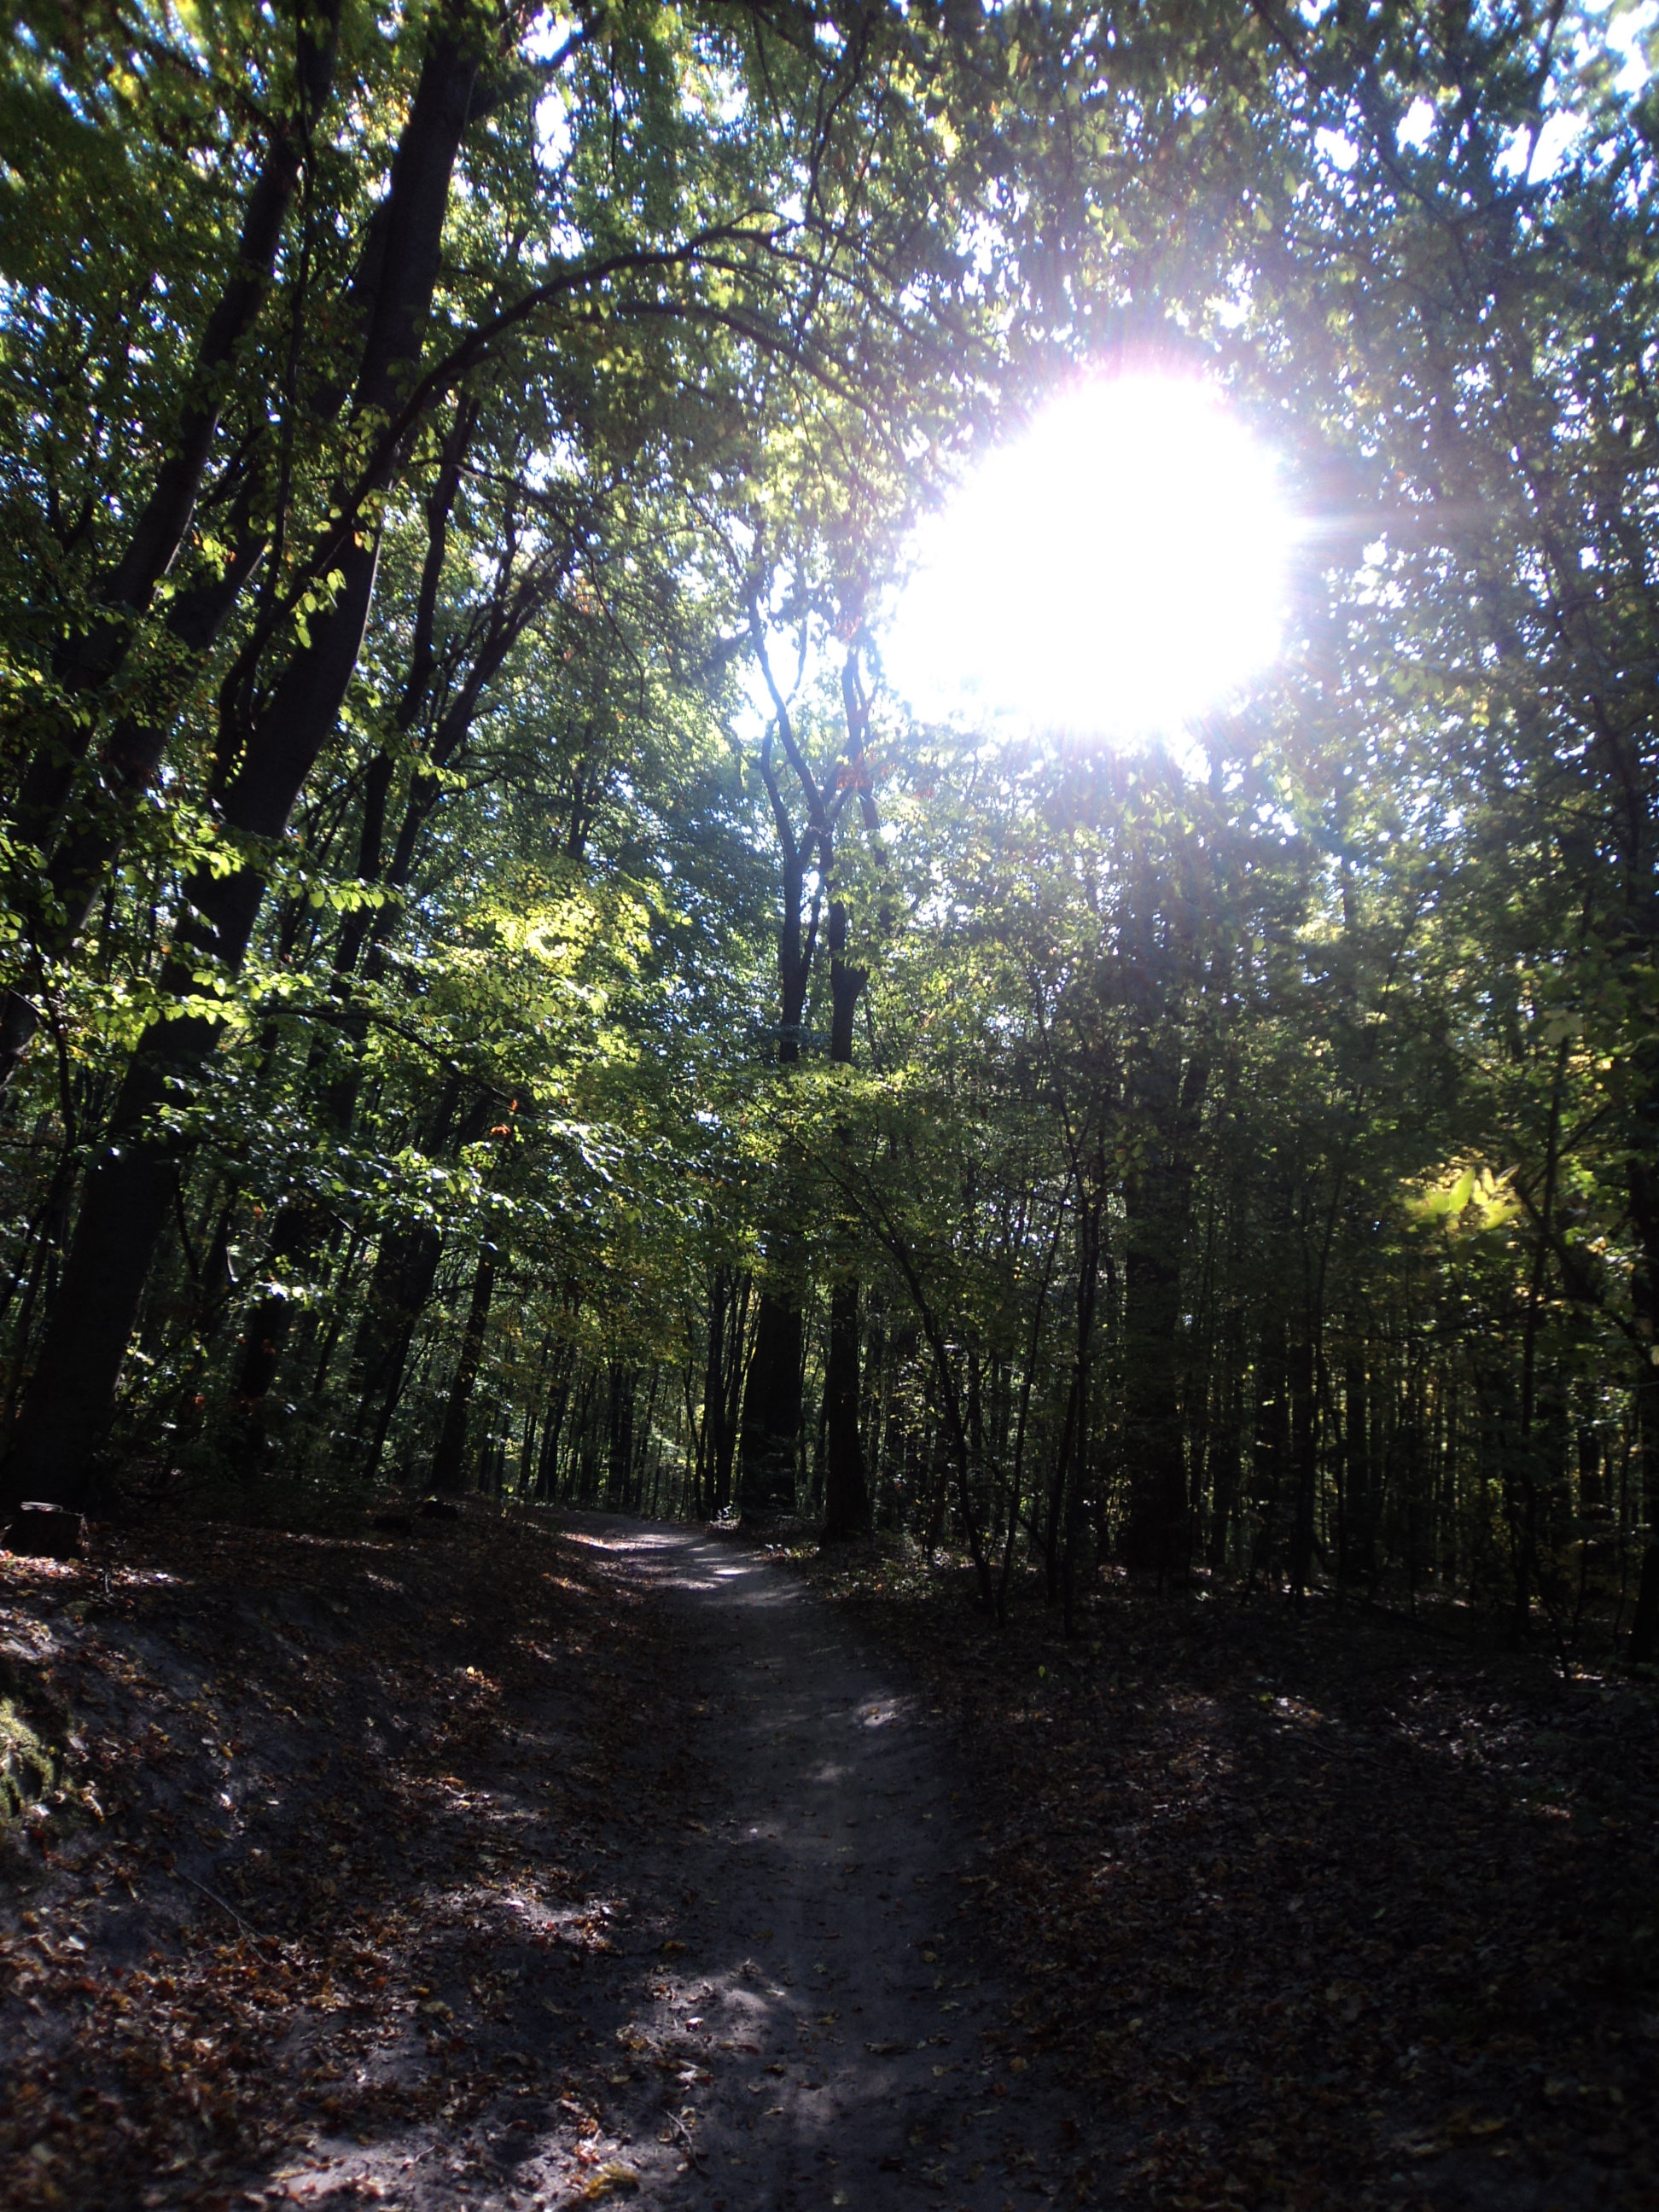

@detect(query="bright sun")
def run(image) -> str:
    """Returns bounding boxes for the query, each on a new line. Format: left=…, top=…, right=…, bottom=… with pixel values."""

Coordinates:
left=884, top=375, right=1294, bottom=742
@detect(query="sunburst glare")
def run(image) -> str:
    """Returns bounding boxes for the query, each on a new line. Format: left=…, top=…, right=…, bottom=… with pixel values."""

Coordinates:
left=884, top=374, right=1294, bottom=742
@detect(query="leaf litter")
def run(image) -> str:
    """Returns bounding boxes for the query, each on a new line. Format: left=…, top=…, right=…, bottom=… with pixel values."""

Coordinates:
left=5, top=1507, right=1656, bottom=2212
left=0, top=1504, right=725, bottom=2210
left=777, top=1536, right=1659, bottom=2212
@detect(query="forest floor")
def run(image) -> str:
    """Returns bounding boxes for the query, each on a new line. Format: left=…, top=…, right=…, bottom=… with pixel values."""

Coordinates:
left=772, top=1535, right=1659, bottom=2212
left=0, top=1506, right=1655, bottom=2212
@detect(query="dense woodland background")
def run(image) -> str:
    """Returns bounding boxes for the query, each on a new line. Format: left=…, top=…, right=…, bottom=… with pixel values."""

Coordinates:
left=2, top=0, right=1657, bottom=1664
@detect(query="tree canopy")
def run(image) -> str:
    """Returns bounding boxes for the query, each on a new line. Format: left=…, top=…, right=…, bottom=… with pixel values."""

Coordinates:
left=1, top=0, right=1656, bottom=1667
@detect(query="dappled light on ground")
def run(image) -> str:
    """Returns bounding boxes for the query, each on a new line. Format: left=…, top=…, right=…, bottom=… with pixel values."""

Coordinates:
left=1, top=1510, right=1079, bottom=2209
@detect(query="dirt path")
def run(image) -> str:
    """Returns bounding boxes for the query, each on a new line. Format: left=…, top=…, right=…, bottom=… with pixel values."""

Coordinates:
left=2, top=1509, right=1083, bottom=2211
left=546, top=1513, right=1073, bottom=2209
left=22, top=1504, right=1650, bottom=2209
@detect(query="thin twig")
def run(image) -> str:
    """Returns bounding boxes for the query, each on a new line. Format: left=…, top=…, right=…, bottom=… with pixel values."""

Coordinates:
left=175, top=1869, right=256, bottom=1940
left=662, top=2108, right=705, bottom=2170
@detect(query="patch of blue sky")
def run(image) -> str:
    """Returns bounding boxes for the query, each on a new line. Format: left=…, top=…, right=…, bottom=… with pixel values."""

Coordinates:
left=1495, top=0, right=1656, bottom=178
left=524, top=12, right=579, bottom=63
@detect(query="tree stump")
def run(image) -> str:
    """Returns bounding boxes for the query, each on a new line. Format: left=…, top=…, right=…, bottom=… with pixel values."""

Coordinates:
left=5, top=1502, right=88, bottom=1559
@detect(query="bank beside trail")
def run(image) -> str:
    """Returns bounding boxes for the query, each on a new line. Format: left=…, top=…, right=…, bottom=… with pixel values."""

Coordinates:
left=779, top=1537, right=1659, bottom=2212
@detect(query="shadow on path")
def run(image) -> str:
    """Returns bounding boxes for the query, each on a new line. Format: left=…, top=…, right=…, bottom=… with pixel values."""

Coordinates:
left=546, top=1512, right=1079, bottom=2209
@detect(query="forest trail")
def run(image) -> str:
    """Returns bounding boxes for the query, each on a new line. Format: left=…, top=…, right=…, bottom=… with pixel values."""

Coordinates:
left=5, top=1505, right=1656, bottom=2209
left=545, top=1512, right=1073, bottom=2209
left=2, top=1507, right=1087, bottom=2212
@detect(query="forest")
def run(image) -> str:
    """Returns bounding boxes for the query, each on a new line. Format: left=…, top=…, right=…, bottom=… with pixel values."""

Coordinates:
left=3, top=3, right=1659, bottom=2208
left=3, top=0, right=1657, bottom=1664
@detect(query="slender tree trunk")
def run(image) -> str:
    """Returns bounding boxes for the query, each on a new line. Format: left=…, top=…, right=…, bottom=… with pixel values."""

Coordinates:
left=739, top=667, right=824, bottom=1519
left=597, top=1362, right=627, bottom=1507
left=716, top=1276, right=748, bottom=1513
left=229, top=1202, right=327, bottom=1463
left=1342, top=1344, right=1369, bottom=1589
left=1056, top=1184, right=1102, bottom=1632
left=822, top=899, right=870, bottom=1540
left=1627, top=1138, right=1659, bottom=1662
left=822, top=1278, right=868, bottom=1538
left=3, top=4, right=343, bottom=875
left=0, top=527, right=271, bottom=1095
left=1250, top=1316, right=1289, bottom=1586
left=431, top=1241, right=499, bottom=1493
left=1289, top=1328, right=1318, bottom=1605
left=696, top=1272, right=727, bottom=1515
left=353, top=1225, right=445, bottom=1464
left=1208, top=1303, right=1245, bottom=1570
left=1120, top=1043, right=1209, bottom=1575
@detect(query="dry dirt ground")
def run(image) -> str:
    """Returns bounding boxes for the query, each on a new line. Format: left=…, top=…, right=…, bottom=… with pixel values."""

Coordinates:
left=0, top=1506, right=1080, bottom=2212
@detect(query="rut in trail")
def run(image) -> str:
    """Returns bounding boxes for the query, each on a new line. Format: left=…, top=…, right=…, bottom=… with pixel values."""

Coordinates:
left=530, top=1515, right=1082, bottom=2210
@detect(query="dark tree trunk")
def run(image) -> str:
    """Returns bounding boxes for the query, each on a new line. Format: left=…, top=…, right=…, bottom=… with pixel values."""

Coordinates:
left=1119, top=1042, right=1209, bottom=1575
left=697, top=1273, right=729, bottom=1515
left=5, top=5, right=343, bottom=870
left=1208, top=1304, right=1245, bottom=1569
left=821, top=899, right=870, bottom=1540
left=1250, top=1317, right=1289, bottom=1581
left=737, top=658, right=826, bottom=1521
left=606, top=1363, right=637, bottom=1507
left=1342, top=1346, right=1370, bottom=1587
left=1628, top=1195, right=1659, bottom=1658
left=739, top=1289, right=802, bottom=1517
left=715, top=1275, right=748, bottom=1513
left=1067, top=1197, right=1103, bottom=1629
left=431, top=1242, right=499, bottom=1493
left=1627, top=1003, right=1659, bottom=1660
left=1289, top=1329, right=1318, bottom=1604
left=352, top=1224, right=445, bottom=1472
left=822, top=1277, right=868, bottom=1539
left=229, top=1202, right=328, bottom=1464
left=536, top=1348, right=574, bottom=1499
left=342, top=1079, right=486, bottom=1471
left=0, top=524, right=270, bottom=1095
left=1631, top=1543, right=1659, bottom=1668
left=212, top=405, right=485, bottom=1444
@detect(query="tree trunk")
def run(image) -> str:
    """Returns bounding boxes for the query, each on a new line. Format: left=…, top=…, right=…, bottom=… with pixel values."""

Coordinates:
left=607, top=1362, right=637, bottom=1508
left=821, top=899, right=870, bottom=1540
left=431, top=1241, right=499, bottom=1493
left=352, top=1223, right=445, bottom=1474
left=1208, top=1304, right=1245, bottom=1569
left=822, top=1277, right=868, bottom=1538
left=1342, top=1346, right=1370, bottom=1588
left=0, top=526, right=270, bottom=1095
left=4, top=5, right=343, bottom=870
left=1120, top=1043, right=1209, bottom=1575
left=1627, top=997, right=1659, bottom=1660
left=229, top=1202, right=327, bottom=1464
left=739, top=1289, right=802, bottom=1517
left=1289, top=1329, right=1318, bottom=1604
left=1250, top=1318, right=1289, bottom=1583
left=697, top=1272, right=728, bottom=1515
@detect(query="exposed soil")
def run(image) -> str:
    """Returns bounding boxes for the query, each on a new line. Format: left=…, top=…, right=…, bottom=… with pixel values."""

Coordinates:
left=0, top=1507, right=1076, bottom=2211
left=5, top=1505, right=1657, bottom=2212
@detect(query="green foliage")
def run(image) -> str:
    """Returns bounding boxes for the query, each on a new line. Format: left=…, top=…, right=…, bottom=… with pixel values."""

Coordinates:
left=0, top=1, right=1653, bottom=1656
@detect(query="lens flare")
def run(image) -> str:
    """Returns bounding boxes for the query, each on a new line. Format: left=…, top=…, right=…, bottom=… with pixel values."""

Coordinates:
left=885, top=374, right=1293, bottom=741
